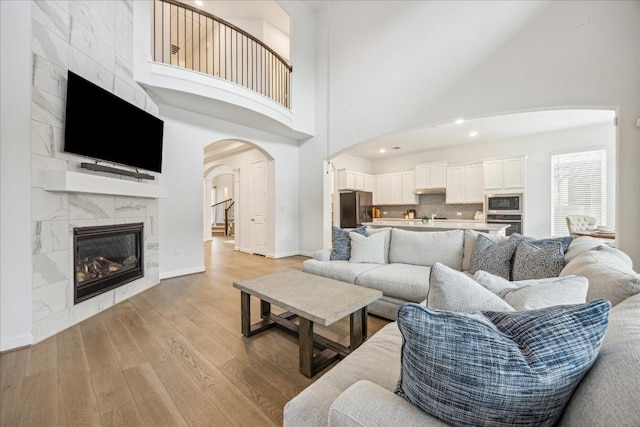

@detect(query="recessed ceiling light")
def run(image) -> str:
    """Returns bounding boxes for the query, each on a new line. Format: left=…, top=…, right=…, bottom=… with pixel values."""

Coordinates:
left=195, top=0, right=203, bottom=6
left=455, top=118, right=464, bottom=124
left=379, top=148, right=386, bottom=153
left=469, top=131, right=478, bottom=137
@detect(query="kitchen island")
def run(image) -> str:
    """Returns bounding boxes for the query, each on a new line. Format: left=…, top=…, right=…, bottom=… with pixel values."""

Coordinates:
left=362, top=219, right=510, bottom=235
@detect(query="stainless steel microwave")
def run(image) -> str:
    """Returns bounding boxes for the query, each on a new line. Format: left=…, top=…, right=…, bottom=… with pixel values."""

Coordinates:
left=485, top=193, right=523, bottom=214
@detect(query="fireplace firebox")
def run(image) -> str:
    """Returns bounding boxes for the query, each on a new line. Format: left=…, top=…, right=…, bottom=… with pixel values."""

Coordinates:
left=73, top=223, right=144, bottom=304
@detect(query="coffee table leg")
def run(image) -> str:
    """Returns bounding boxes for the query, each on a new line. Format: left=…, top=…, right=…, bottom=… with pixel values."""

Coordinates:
left=299, top=317, right=314, bottom=377
left=350, top=307, right=366, bottom=351
left=240, top=291, right=251, bottom=337
left=260, top=300, right=271, bottom=319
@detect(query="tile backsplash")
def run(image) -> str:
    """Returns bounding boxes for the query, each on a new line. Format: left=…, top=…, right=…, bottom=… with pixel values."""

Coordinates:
left=375, top=194, right=483, bottom=220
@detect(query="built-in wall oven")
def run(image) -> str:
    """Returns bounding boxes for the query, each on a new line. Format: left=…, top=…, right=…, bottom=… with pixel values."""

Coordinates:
left=485, top=193, right=523, bottom=236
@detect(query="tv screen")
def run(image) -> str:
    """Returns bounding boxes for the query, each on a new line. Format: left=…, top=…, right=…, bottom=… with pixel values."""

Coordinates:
left=64, top=71, right=164, bottom=173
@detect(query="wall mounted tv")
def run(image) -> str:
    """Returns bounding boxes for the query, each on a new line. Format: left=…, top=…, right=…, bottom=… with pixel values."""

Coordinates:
left=64, top=70, right=164, bottom=173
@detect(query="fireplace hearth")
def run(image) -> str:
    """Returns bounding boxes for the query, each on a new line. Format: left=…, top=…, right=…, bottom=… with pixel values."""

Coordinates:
left=73, top=223, right=144, bottom=304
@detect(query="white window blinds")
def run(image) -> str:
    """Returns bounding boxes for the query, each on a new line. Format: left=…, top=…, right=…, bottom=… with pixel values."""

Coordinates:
left=551, top=149, right=607, bottom=236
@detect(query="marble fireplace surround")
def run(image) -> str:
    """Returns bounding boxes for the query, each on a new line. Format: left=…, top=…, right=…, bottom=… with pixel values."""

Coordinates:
left=31, top=171, right=167, bottom=343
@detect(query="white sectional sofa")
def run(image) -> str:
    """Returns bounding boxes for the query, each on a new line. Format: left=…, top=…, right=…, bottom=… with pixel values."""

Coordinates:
left=286, top=228, right=640, bottom=426
left=303, top=228, right=497, bottom=319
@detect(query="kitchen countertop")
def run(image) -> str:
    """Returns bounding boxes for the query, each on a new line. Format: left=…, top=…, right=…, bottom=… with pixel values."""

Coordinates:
left=363, top=219, right=509, bottom=235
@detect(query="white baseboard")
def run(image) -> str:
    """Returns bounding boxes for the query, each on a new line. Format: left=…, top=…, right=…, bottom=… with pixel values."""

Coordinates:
left=299, top=251, right=314, bottom=258
left=160, top=266, right=205, bottom=280
left=1, top=333, right=33, bottom=352
left=267, top=251, right=309, bottom=259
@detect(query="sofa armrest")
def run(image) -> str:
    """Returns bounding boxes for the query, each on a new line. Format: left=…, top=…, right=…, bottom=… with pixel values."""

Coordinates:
left=328, top=380, right=449, bottom=427
left=313, top=248, right=333, bottom=261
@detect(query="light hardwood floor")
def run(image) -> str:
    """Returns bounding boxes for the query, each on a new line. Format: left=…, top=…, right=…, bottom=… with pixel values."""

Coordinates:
left=0, top=237, right=390, bottom=426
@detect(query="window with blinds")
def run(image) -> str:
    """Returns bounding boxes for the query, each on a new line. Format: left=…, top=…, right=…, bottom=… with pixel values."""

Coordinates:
left=551, top=149, right=607, bottom=236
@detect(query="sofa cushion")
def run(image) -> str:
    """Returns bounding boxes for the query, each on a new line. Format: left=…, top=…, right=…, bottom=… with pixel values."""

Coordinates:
left=427, top=262, right=514, bottom=313
left=473, top=270, right=588, bottom=310
left=349, top=231, right=386, bottom=264
left=302, top=259, right=381, bottom=284
left=389, top=228, right=464, bottom=269
left=511, top=240, right=565, bottom=281
left=560, top=248, right=640, bottom=306
left=468, top=234, right=518, bottom=279
left=366, top=227, right=392, bottom=263
left=564, top=236, right=607, bottom=263
left=462, top=229, right=509, bottom=271
left=560, top=293, right=640, bottom=426
left=356, top=263, right=431, bottom=303
left=330, top=225, right=367, bottom=260
left=395, top=300, right=611, bottom=427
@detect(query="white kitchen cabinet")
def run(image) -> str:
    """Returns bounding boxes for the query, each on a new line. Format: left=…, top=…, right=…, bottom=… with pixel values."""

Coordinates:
left=446, top=164, right=484, bottom=204
left=446, top=166, right=466, bottom=204
left=401, top=171, right=419, bottom=204
left=364, top=173, right=376, bottom=193
left=390, top=173, right=403, bottom=204
left=465, top=164, right=484, bottom=203
left=414, top=162, right=446, bottom=190
left=337, top=169, right=377, bottom=193
left=374, top=171, right=417, bottom=205
left=375, top=174, right=391, bottom=205
left=336, top=169, right=356, bottom=190
left=503, top=157, right=525, bottom=189
left=483, top=157, right=526, bottom=191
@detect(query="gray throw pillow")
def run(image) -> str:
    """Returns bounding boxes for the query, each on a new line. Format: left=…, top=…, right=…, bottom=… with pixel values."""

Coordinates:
left=560, top=248, right=640, bottom=306
left=468, top=234, right=518, bottom=279
left=330, top=225, right=366, bottom=260
left=427, top=262, right=514, bottom=313
left=512, top=240, right=564, bottom=281
left=395, top=300, right=611, bottom=427
left=473, top=270, right=588, bottom=310
left=349, top=231, right=386, bottom=264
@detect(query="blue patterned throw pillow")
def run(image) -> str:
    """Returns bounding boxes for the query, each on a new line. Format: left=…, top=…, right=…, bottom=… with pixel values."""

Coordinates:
left=468, top=234, right=518, bottom=279
left=511, top=233, right=573, bottom=253
left=395, top=300, right=610, bottom=427
left=330, top=225, right=366, bottom=260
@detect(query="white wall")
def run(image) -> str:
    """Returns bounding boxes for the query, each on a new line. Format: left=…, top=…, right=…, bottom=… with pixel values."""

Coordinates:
left=159, top=104, right=300, bottom=279
left=330, top=153, right=374, bottom=174
left=0, top=0, right=33, bottom=351
left=302, top=1, right=640, bottom=263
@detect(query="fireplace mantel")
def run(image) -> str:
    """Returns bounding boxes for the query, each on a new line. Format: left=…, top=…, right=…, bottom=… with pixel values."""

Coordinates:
left=45, top=170, right=168, bottom=199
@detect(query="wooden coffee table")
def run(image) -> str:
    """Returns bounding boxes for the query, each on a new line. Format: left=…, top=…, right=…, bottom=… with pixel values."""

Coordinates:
left=233, top=270, right=383, bottom=377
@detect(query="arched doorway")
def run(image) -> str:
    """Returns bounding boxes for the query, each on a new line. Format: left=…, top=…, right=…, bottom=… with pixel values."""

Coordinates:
left=203, top=139, right=275, bottom=256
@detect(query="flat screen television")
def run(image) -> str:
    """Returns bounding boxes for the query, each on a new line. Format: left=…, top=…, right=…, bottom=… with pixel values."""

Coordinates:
left=64, top=70, right=164, bottom=173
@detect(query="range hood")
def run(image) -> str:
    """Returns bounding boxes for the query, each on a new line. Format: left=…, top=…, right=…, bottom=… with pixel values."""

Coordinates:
left=414, top=188, right=446, bottom=195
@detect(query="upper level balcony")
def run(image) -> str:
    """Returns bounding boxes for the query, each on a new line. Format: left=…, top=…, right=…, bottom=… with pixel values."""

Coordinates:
left=134, top=0, right=312, bottom=139
left=153, top=0, right=291, bottom=109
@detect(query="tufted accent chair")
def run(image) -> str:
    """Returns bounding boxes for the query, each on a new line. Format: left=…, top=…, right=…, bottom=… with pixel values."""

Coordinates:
left=566, top=215, right=597, bottom=237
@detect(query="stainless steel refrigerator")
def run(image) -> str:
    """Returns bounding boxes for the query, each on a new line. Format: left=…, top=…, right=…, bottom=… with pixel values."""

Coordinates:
left=340, top=191, right=373, bottom=228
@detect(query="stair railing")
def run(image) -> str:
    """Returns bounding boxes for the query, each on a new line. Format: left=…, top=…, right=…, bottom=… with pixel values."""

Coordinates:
left=225, top=201, right=235, bottom=236
left=211, top=199, right=234, bottom=236
left=152, top=0, right=292, bottom=108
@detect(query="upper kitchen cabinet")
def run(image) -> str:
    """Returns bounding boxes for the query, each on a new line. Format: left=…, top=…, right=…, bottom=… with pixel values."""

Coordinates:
left=446, top=163, right=483, bottom=204
left=414, top=162, right=446, bottom=191
left=483, top=156, right=526, bottom=191
left=375, top=171, right=418, bottom=205
left=337, top=169, right=375, bottom=192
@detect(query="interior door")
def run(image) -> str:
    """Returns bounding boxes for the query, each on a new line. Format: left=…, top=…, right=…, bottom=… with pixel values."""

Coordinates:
left=250, top=160, right=267, bottom=255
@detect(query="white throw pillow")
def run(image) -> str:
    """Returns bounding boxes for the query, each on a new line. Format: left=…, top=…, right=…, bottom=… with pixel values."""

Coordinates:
left=365, top=227, right=391, bottom=264
left=349, top=231, right=386, bottom=264
left=473, top=270, right=588, bottom=310
left=427, top=263, right=514, bottom=313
